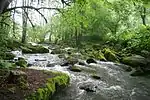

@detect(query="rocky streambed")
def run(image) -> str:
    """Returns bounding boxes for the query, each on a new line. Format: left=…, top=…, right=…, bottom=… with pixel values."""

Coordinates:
left=11, top=44, right=150, bottom=100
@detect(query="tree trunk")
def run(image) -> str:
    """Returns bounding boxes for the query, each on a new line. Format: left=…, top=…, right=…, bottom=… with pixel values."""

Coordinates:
left=21, top=0, right=27, bottom=43
left=141, top=6, right=146, bottom=26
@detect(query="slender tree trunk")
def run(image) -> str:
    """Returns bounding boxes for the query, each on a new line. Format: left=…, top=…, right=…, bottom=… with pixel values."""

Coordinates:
left=141, top=6, right=146, bottom=26
left=21, top=0, right=27, bottom=43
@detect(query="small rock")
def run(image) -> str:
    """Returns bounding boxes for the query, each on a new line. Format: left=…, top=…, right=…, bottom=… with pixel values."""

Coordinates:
left=86, top=58, right=97, bottom=64
left=61, top=58, right=78, bottom=66
left=35, top=58, right=47, bottom=61
left=141, top=50, right=150, bottom=58
left=79, top=82, right=97, bottom=92
left=130, top=70, right=144, bottom=76
left=69, top=66, right=82, bottom=72
left=78, top=60, right=86, bottom=66
left=91, top=74, right=101, bottom=80
left=46, top=63, right=56, bottom=67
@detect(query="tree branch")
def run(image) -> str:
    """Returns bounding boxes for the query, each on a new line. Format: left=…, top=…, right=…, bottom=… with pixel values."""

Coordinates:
left=2, top=6, right=62, bottom=23
left=24, top=10, right=35, bottom=28
left=3, top=6, right=61, bottom=13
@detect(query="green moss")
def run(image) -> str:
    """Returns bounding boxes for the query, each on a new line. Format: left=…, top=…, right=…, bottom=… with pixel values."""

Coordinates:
left=95, top=50, right=106, bottom=61
left=26, top=72, right=70, bottom=100
left=0, top=52, right=15, bottom=60
left=103, top=48, right=119, bottom=62
left=22, top=44, right=49, bottom=54
left=16, top=58, right=27, bottom=68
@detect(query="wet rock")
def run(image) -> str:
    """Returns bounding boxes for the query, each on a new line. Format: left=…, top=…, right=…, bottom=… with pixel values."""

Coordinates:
left=78, top=61, right=86, bottom=66
left=97, top=51, right=107, bottom=61
left=46, top=63, right=56, bottom=67
left=35, top=58, right=47, bottom=61
left=130, top=69, right=144, bottom=76
left=122, top=55, right=147, bottom=67
left=51, top=49, right=64, bottom=54
left=61, top=58, right=78, bottom=66
left=21, top=46, right=32, bottom=53
left=91, top=74, right=101, bottom=80
left=86, top=58, right=97, bottom=64
left=115, top=63, right=132, bottom=72
left=69, top=66, right=82, bottom=72
left=78, top=60, right=86, bottom=66
left=141, top=50, right=150, bottom=58
left=79, top=82, right=97, bottom=92
left=125, top=67, right=132, bottom=72
left=103, top=48, right=119, bottom=62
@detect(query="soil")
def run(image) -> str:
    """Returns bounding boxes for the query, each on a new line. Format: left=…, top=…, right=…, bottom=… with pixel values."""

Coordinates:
left=0, top=69, right=56, bottom=100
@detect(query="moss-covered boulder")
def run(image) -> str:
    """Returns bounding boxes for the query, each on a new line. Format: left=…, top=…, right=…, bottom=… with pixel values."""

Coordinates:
left=103, top=48, right=119, bottom=62
left=96, top=50, right=107, bottom=61
left=51, top=49, right=64, bottom=54
left=122, top=55, right=147, bottom=67
left=21, top=46, right=32, bottom=53
left=61, top=57, right=78, bottom=66
left=141, top=50, right=150, bottom=58
left=21, top=44, right=49, bottom=54
left=15, top=57, right=27, bottom=68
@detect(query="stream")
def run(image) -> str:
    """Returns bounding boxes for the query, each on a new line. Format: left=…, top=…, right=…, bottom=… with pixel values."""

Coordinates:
left=12, top=47, right=150, bottom=100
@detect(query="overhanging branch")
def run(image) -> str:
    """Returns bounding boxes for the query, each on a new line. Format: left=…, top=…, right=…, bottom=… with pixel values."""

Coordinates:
left=2, top=6, right=62, bottom=23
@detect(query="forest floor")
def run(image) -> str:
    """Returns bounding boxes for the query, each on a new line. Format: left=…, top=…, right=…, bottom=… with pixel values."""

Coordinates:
left=0, top=69, right=56, bottom=100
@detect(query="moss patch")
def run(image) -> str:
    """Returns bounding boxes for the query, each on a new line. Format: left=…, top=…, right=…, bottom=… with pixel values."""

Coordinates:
left=0, top=52, right=16, bottom=60
left=16, top=58, right=27, bottom=68
left=21, top=44, right=49, bottom=54
left=103, top=48, right=119, bottom=62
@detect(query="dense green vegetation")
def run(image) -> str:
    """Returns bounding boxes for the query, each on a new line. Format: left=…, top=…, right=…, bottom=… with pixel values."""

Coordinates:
left=0, top=0, right=150, bottom=99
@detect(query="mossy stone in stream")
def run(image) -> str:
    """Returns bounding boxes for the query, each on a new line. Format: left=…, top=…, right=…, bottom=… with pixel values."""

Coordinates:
left=51, top=49, right=64, bottom=54
left=26, top=72, right=70, bottom=100
left=122, top=55, right=147, bottom=67
left=86, top=58, right=97, bottom=64
left=16, top=58, right=27, bottom=68
left=21, top=46, right=32, bottom=53
left=103, top=48, right=119, bottom=62
left=69, top=66, right=82, bottom=72
left=96, top=50, right=107, bottom=61
left=21, top=44, right=49, bottom=54
left=91, top=74, right=101, bottom=80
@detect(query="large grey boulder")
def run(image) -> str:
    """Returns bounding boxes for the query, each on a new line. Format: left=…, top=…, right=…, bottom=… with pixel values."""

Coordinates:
left=122, top=55, right=147, bottom=67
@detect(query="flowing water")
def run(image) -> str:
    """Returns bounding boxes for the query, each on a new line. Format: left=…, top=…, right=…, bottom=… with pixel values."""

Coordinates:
left=12, top=48, right=150, bottom=100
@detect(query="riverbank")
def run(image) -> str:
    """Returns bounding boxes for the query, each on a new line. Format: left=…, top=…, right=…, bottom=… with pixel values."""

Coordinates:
left=0, top=68, right=70, bottom=100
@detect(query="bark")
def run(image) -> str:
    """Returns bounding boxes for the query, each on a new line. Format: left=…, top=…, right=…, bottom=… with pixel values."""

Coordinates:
left=141, top=6, right=146, bottom=26
left=21, top=0, right=27, bottom=43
